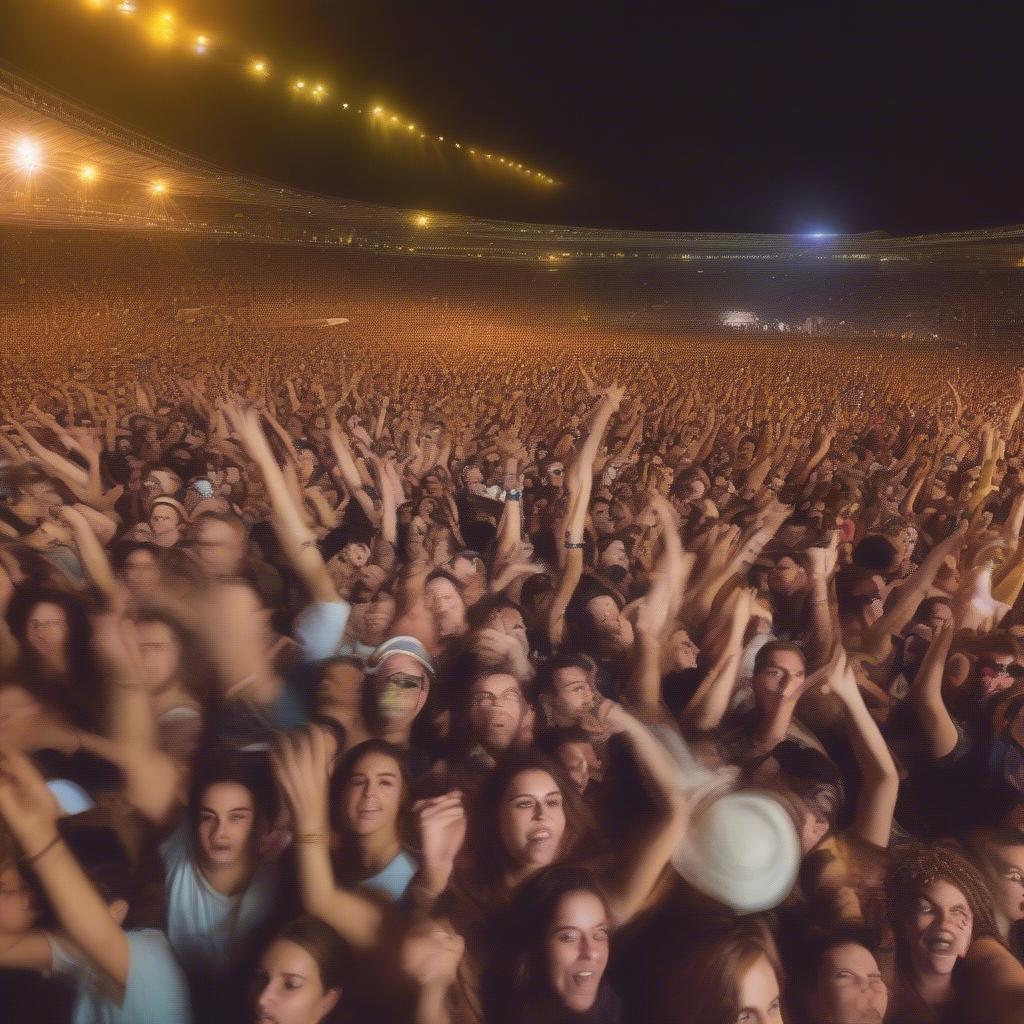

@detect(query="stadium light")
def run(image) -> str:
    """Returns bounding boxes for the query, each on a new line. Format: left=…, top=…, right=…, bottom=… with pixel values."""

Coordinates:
left=194, top=34, right=210, bottom=55
left=117, top=0, right=136, bottom=11
left=414, top=214, right=431, bottom=227
left=79, top=164, right=99, bottom=184
left=249, top=59, right=269, bottom=78
left=372, top=106, right=383, bottom=116
left=12, top=138, right=42, bottom=174
left=150, top=179, right=168, bottom=196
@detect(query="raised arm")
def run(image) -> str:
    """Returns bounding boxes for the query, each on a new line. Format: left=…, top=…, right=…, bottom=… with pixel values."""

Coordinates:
left=224, top=402, right=339, bottom=604
left=0, top=747, right=131, bottom=993
left=818, top=654, right=898, bottom=848
left=909, top=621, right=959, bottom=760
left=599, top=702, right=689, bottom=925
left=548, top=385, right=624, bottom=649
left=271, top=727, right=386, bottom=951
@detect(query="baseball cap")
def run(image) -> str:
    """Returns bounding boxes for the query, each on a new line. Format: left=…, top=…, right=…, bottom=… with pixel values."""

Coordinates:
left=366, top=635, right=435, bottom=678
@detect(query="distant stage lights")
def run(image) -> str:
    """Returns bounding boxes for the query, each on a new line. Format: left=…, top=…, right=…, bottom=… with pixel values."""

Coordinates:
left=413, top=214, right=431, bottom=227
left=194, top=34, right=210, bottom=55
left=150, top=179, right=168, bottom=195
left=116, top=0, right=136, bottom=11
left=79, top=164, right=98, bottom=183
left=249, top=59, right=269, bottom=78
left=12, top=138, right=42, bottom=174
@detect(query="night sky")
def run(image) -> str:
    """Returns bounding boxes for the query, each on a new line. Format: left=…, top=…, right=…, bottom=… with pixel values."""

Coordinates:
left=2, top=2, right=1022, bottom=235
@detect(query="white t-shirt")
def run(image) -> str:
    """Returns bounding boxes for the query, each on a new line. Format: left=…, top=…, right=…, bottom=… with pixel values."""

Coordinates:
left=160, top=824, right=276, bottom=976
left=361, top=848, right=418, bottom=902
left=48, top=928, right=192, bottom=1024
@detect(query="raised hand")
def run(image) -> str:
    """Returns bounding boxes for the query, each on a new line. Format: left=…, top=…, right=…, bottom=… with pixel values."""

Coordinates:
left=271, top=725, right=336, bottom=833
left=0, top=745, right=63, bottom=858
left=412, top=790, right=466, bottom=883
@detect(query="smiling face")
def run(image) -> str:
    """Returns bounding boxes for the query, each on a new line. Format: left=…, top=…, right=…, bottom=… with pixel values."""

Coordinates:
left=252, top=939, right=339, bottom=1024
left=340, top=750, right=402, bottom=837
left=500, top=769, right=567, bottom=872
left=903, top=878, right=973, bottom=979
left=810, top=942, right=887, bottom=1024
left=545, top=890, right=610, bottom=1013
left=196, top=782, right=257, bottom=871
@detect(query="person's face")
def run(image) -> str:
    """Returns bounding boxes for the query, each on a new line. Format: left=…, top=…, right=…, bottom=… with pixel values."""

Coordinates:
left=137, top=619, right=182, bottom=690
left=735, top=955, right=784, bottom=1024
left=904, top=878, right=973, bottom=979
left=610, top=503, right=633, bottom=532
left=586, top=595, right=633, bottom=648
left=342, top=542, right=371, bottom=569
left=149, top=505, right=180, bottom=536
left=468, top=672, right=525, bottom=752
left=252, top=939, right=339, bottom=1024
left=488, top=606, right=529, bottom=655
left=362, top=592, right=396, bottom=645
left=196, top=520, right=246, bottom=575
left=449, top=554, right=479, bottom=584
left=669, top=628, right=699, bottom=671
left=752, top=650, right=806, bottom=714
left=25, top=601, right=68, bottom=659
left=545, top=890, right=610, bottom=1013
left=298, top=449, right=317, bottom=483
left=739, top=440, right=757, bottom=464
left=341, top=750, right=402, bottom=837
left=499, top=769, right=566, bottom=871
left=371, top=653, right=429, bottom=728
left=123, top=548, right=161, bottom=596
left=463, top=465, right=483, bottom=487
left=425, top=577, right=465, bottom=635
left=809, top=943, right=887, bottom=1024
left=549, top=666, right=598, bottom=722
left=769, top=556, right=805, bottom=597
left=424, top=475, right=443, bottom=498
left=685, top=477, right=708, bottom=500
left=557, top=741, right=599, bottom=793
left=977, top=656, right=1016, bottom=699
left=923, top=603, right=953, bottom=634
left=545, top=463, right=565, bottom=487
left=0, top=864, right=37, bottom=934
left=599, top=539, right=629, bottom=571
left=980, top=842, right=1024, bottom=928
left=592, top=503, right=614, bottom=537
left=196, top=782, right=257, bottom=870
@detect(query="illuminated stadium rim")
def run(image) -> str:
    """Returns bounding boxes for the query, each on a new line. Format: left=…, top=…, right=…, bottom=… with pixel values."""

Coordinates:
left=53, top=0, right=558, bottom=187
left=3, top=67, right=1024, bottom=269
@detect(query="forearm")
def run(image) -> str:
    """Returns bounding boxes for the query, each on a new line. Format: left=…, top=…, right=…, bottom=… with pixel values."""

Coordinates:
left=624, top=627, right=664, bottom=720
left=32, top=840, right=130, bottom=989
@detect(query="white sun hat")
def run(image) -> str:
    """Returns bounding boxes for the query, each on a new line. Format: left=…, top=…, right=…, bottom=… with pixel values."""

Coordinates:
left=671, top=788, right=801, bottom=914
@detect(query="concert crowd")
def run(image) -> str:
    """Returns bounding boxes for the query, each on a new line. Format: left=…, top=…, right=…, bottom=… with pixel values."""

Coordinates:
left=2, top=316, right=1024, bottom=1024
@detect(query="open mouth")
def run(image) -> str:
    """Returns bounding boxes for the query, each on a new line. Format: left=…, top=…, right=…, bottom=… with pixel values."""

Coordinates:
left=527, top=827, right=553, bottom=844
left=925, top=932, right=956, bottom=955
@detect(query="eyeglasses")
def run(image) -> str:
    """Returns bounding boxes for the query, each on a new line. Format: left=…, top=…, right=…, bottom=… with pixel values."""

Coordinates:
left=469, top=687, right=522, bottom=709
left=379, top=672, right=426, bottom=691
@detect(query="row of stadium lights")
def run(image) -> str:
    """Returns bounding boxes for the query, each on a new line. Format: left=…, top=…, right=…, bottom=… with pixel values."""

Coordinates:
left=8, top=135, right=437, bottom=226
left=75, top=0, right=558, bottom=186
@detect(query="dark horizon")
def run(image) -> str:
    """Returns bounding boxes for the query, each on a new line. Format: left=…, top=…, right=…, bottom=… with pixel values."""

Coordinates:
left=2, top=2, right=1023, bottom=237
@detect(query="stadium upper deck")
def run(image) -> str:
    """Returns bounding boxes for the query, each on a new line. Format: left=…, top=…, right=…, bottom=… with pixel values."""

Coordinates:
left=2, top=66, right=1024, bottom=270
